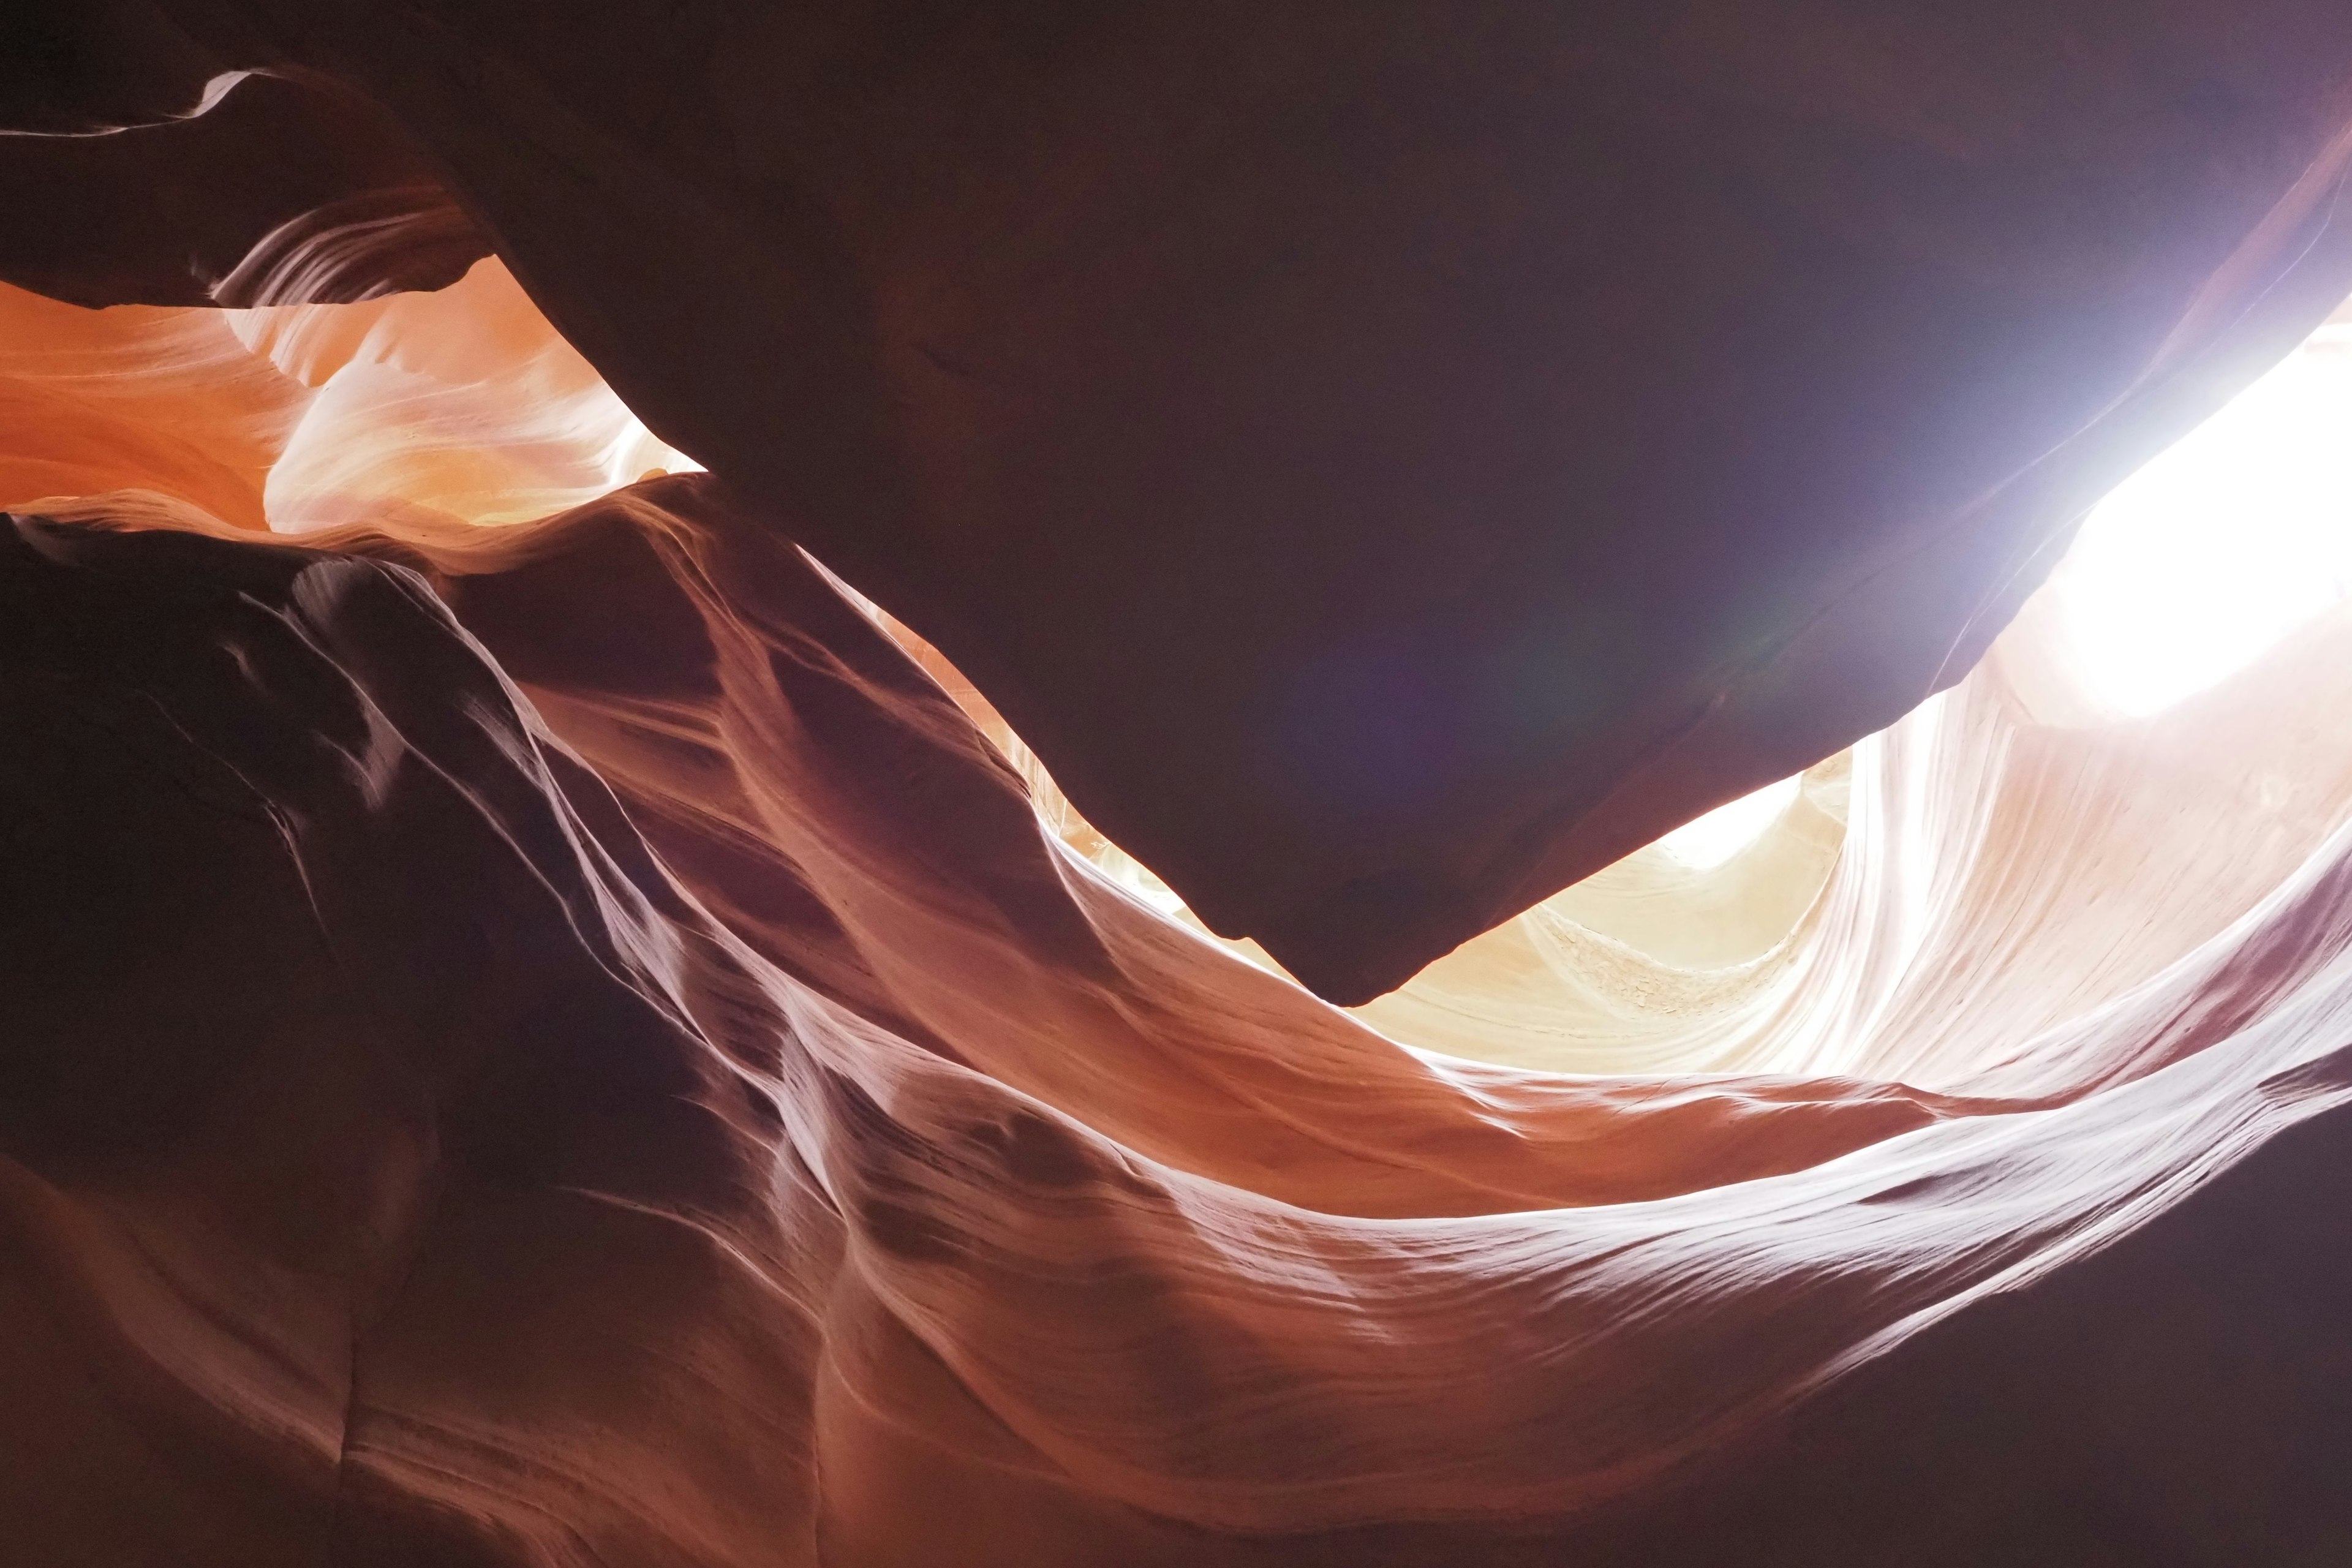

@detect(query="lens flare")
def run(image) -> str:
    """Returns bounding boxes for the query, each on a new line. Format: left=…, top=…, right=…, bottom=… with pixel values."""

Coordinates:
left=2051, top=320, right=2352, bottom=718
left=1653, top=773, right=1804, bottom=869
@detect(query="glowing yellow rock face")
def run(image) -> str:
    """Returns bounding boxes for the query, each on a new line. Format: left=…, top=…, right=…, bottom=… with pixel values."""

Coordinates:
left=13, top=168, right=2352, bottom=1567
left=1362, top=299, right=2352, bottom=1074
left=0, top=258, right=694, bottom=535
left=12, top=266, right=2352, bottom=1090
left=926, top=298, right=2352, bottom=1079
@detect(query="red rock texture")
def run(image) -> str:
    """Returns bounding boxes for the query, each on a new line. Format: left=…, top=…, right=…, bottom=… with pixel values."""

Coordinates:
left=118, top=0, right=2352, bottom=997
left=7, top=486, right=2352, bottom=1562
left=11, top=7, right=2352, bottom=1563
left=0, top=72, right=486, bottom=309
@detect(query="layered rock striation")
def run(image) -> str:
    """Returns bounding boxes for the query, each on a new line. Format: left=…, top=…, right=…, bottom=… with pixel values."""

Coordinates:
left=9, top=6, right=2352, bottom=1562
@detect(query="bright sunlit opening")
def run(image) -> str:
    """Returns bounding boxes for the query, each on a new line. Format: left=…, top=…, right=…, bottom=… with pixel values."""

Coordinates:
left=1654, top=774, right=1803, bottom=870
left=2050, top=318, right=2352, bottom=718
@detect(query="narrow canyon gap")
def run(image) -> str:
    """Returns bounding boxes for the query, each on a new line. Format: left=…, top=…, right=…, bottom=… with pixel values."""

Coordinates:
left=7, top=4, right=2352, bottom=1564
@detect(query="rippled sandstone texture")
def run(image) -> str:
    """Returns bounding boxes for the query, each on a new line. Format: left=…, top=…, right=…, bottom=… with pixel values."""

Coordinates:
left=0, top=70, right=486, bottom=310
left=13, top=481, right=2352, bottom=1566
left=10, top=4, right=2352, bottom=1565
left=17, top=0, right=2352, bottom=996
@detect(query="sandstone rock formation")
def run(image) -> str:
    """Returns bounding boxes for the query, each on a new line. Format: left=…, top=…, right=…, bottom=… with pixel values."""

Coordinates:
left=12, top=476, right=2352, bottom=1563
left=9, top=6, right=2352, bottom=1564
left=17, top=0, right=2352, bottom=995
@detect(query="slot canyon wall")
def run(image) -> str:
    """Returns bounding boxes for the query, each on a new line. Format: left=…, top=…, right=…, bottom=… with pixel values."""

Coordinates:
left=9, top=4, right=2352, bottom=1563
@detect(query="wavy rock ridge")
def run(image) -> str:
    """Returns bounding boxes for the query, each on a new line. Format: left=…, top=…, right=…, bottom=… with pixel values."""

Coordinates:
left=10, top=6, right=2352, bottom=1562
left=9, top=481, right=2352, bottom=1562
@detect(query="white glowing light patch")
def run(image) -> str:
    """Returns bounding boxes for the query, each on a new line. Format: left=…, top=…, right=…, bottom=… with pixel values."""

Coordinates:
left=1654, top=774, right=1803, bottom=870
left=2050, top=321, right=2352, bottom=718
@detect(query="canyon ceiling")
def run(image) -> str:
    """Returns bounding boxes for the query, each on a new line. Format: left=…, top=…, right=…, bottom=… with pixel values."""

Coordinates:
left=8, top=3, right=2352, bottom=1564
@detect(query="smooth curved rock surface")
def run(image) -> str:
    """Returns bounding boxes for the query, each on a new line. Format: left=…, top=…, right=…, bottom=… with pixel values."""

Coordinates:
left=0, top=261, right=685, bottom=533
left=1360, top=595, right=2352, bottom=1077
left=0, top=69, right=487, bottom=309
left=0, top=0, right=228, bottom=135
left=8, top=486, right=2352, bottom=1563
left=117, top=0, right=2352, bottom=997
left=12, top=12, right=2352, bottom=1563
